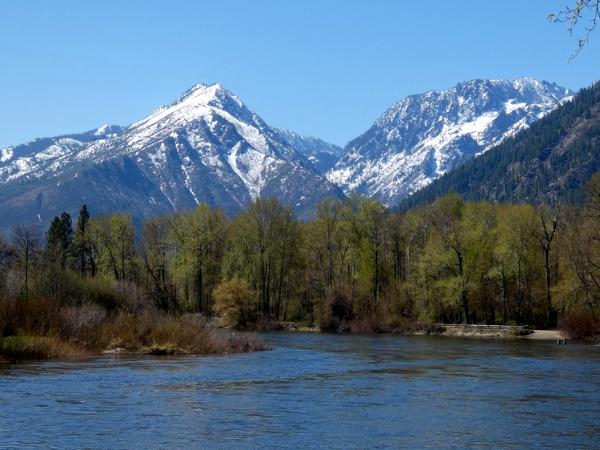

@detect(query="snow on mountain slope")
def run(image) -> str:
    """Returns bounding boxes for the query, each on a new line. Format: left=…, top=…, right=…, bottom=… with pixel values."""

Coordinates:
left=327, top=78, right=572, bottom=205
left=0, top=83, right=342, bottom=231
left=0, top=125, right=122, bottom=183
left=274, top=129, right=343, bottom=173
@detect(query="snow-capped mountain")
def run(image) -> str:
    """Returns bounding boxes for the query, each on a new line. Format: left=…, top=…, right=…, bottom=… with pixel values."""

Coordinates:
left=275, top=129, right=343, bottom=173
left=0, top=83, right=342, bottom=230
left=327, top=78, right=572, bottom=205
left=0, top=125, right=123, bottom=184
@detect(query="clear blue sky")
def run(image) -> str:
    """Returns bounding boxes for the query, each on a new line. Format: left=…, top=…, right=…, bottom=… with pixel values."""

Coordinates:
left=0, top=0, right=598, bottom=148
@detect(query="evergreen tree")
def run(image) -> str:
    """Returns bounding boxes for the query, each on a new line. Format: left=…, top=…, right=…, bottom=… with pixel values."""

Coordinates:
left=74, top=205, right=92, bottom=276
left=46, top=212, right=73, bottom=270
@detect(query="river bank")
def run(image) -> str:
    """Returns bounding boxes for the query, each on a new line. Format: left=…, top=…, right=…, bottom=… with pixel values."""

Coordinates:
left=522, top=329, right=567, bottom=340
left=0, top=330, right=268, bottom=364
left=0, top=308, right=268, bottom=364
left=0, top=313, right=573, bottom=365
left=260, top=321, right=570, bottom=341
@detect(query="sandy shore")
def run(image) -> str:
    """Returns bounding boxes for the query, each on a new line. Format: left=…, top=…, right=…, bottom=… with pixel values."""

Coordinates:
left=521, top=329, right=566, bottom=340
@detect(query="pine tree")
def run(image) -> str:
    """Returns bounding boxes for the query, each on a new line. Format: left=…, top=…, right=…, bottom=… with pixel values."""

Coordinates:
left=74, top=205, right=91, bottom=276
left=46, top=212, right=73, bottom=270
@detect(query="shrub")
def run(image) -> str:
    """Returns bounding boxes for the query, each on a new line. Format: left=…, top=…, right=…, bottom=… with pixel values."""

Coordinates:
left=59, top=303, right=107, bottom=343
left=346, top=318, right=390, bottom=333
left=0, top=336, right=88, bottom=360
left=212, top=278, right=258, bottom=329
left=95, top=311, right=266, bottom=354
left=97, top=311, right=153, bottom=351
left=69, top=276, right=126, bottom=310
left=320, top=287, right=353, bottom=332
left=113, top=281, right=152, bottom=314
left=12, top=297, right=63, bottom=337
left=561, top=310, right=600, bottom=342
left=0, top=284, right=268, bottom=361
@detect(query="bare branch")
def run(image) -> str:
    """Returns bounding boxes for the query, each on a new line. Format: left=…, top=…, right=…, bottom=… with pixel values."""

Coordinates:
left=548, top=0, right=600, bottom=59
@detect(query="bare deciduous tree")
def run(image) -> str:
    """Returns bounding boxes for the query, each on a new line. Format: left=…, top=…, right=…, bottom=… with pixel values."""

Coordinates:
left=12, top=225, right=40, bottom=299
left=548, top=0, right=600, bottom=59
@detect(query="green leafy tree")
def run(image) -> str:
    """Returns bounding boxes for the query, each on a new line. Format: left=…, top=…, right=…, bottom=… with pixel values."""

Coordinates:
left=169, top=205, right=228, bottom=313
left=224, top=198, right=301, bottom=320
left=89, top=214, right=137, bottom=281
left=141, top=217, right=175, bottom=311
left=355, top=198, right=388, bottom=314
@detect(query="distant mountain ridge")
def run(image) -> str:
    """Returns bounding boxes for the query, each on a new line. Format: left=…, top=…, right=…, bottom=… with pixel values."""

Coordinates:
left=328, top=78, right=572, bottom=205
left=399, top=81, right=600, bottom=209
left=274, top=129, right=343, bottom=173
left=0, top=77, right=586, bottom=233
left=0, top=83, right=342, bottom=231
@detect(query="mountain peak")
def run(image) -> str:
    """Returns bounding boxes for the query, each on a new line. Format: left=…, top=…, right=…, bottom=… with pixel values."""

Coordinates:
left=129, top=81, right=248, bottom=134
left=173, top=82, right=246, bottom=111
left=328, top=77, right=571, bottom=205
left=400, top=80, right=600, bottom=209
left=94, top=124, right=122, bottom=137
left=178, top=82, right=224, bottom=102
left=0, top=79, right=342, bottom=231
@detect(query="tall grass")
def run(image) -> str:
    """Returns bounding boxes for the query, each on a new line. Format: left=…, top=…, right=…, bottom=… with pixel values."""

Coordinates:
left=0, top=278, right=268, bottom=362
left=0, top=336, right=89, bottom=360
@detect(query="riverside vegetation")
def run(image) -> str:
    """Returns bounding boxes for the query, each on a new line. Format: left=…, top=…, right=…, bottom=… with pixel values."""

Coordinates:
left=2, top=174, right=600, bottom=361
left=0, top=205, right=269, bottom=361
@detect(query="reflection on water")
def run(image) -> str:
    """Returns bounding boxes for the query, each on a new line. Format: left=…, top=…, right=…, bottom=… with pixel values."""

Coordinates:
left=1, top=333, right=599, bottom=449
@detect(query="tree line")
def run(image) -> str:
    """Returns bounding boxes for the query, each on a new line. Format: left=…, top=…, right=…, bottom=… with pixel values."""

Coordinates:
left=1, top=174, right=600, bottom=333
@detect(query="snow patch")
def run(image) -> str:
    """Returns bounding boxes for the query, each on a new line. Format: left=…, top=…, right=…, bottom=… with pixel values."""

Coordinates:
left=0, top=148, right=13, bottom=163
left=95, top=124, right=110, bottom=136
left=227, top=142, right=272, bottom=199
left=504, top=100, right=527, bottom=114
left=180, top=157, right=199, bottom=205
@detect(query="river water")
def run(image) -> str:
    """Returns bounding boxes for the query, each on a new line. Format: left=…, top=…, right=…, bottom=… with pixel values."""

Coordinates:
left=1, top=333, right=599, bottom=449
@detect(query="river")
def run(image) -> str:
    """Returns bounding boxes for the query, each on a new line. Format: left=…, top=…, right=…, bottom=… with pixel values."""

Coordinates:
left=1, top=333, right=599, bottom=449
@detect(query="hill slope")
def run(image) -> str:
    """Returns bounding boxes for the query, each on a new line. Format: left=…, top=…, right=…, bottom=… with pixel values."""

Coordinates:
left=328, top=78, right=571, bottom=205
left=399, top=81, right=600, bottom=209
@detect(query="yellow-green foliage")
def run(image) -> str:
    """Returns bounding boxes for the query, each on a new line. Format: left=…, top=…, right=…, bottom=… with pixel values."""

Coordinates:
left=3, top=176, right=600, bottom=338
left=212, top=277, right=258, bottom=329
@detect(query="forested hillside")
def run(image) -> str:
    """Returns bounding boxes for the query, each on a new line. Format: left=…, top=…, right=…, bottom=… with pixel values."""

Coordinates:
left=400, top=81, right=600, bottom=209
